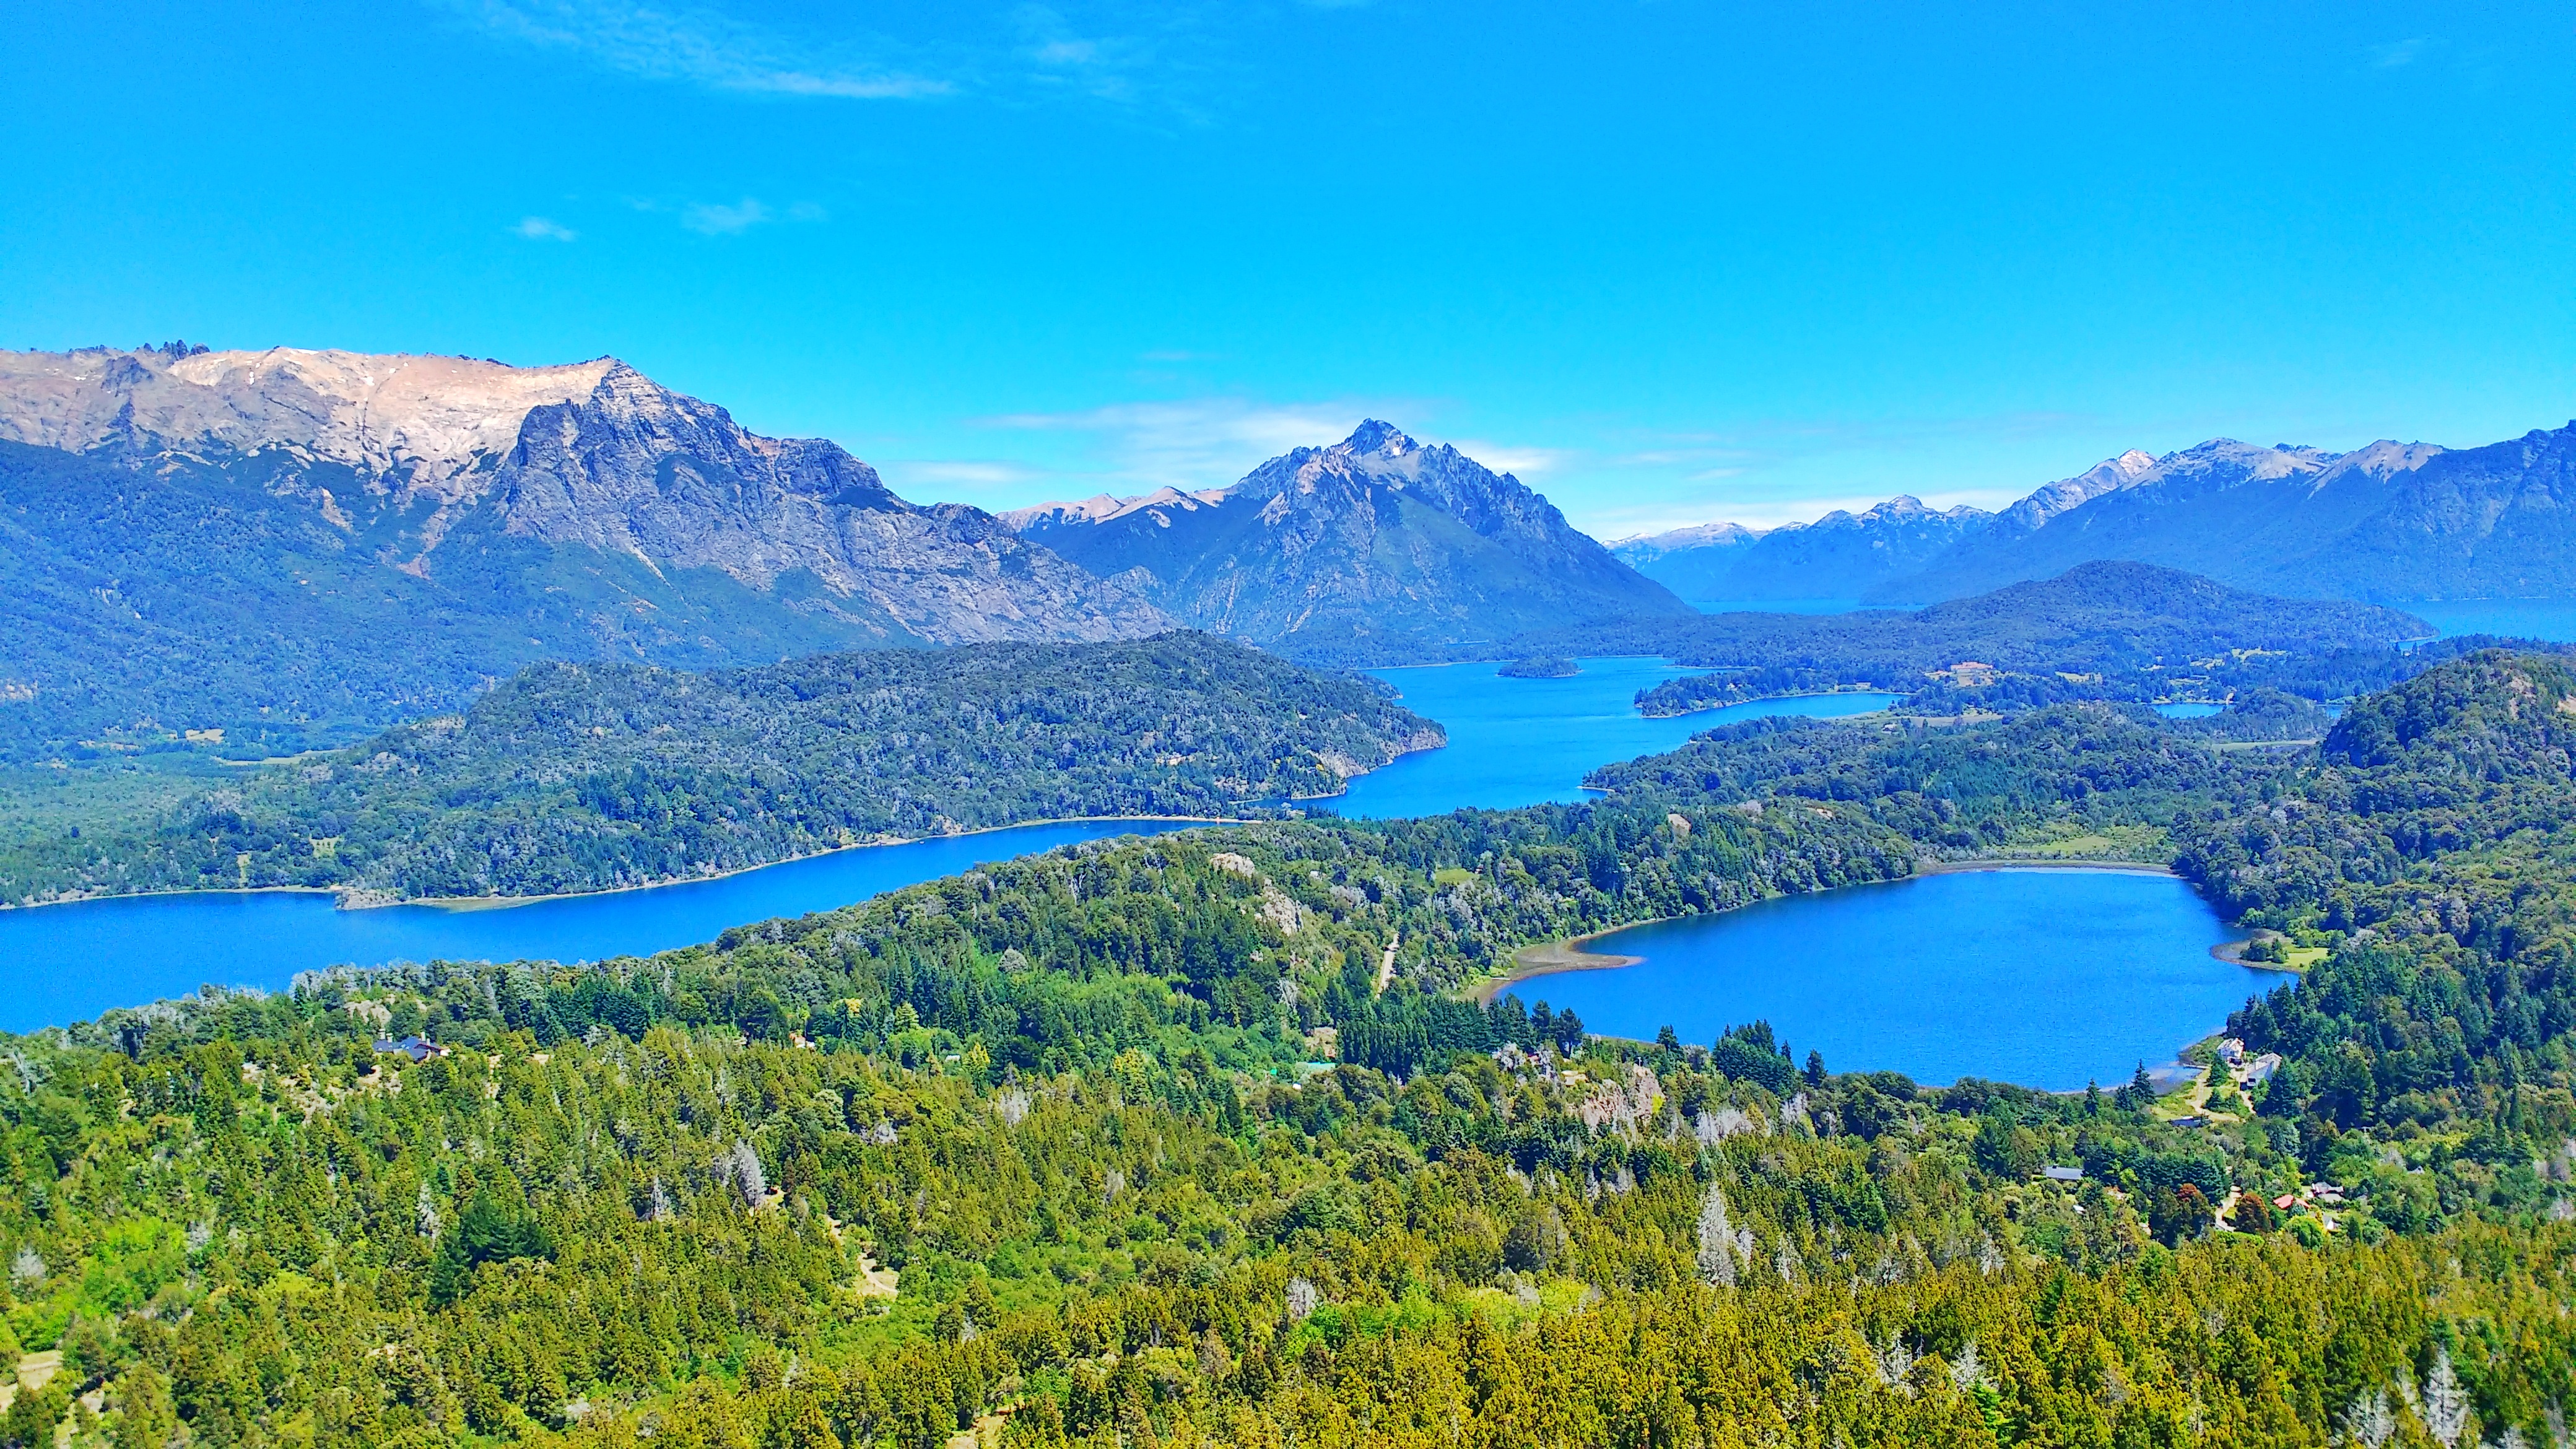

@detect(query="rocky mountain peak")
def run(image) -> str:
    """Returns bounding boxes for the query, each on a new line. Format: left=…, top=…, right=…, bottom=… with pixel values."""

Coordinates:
left=1339, top=419, right=1420, bottom=459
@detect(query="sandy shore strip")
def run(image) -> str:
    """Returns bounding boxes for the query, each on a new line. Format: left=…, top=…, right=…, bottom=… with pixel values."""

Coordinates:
left=1471, top=927, right=1652, bottom=1005
left=1915, top=858, right=2178, bottom=876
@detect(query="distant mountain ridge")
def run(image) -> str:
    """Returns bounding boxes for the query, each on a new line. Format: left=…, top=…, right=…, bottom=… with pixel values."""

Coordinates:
left=1007, top=420, right=1690, bottom=661
left=1617, top=418, right=2576, bottom=607
left=1614, top=494, right=1994, bottom=604
left=0, top=345, right=1167, bottom=756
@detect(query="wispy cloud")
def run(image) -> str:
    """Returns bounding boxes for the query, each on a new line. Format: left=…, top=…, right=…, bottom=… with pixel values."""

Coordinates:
left=681, top=198, right=772, bottom=235
left=2369, top=37, right=2430, bottom=68
left=513, top=215, right=578, bottom=241
left=980, top=398, right=1402, bottom=497
left=884, top=460, right=1047, bottom=491
left=442, top=0, right=949, bottom=100
left=1447, top=440, right=1569, bottom=479
left=1014, top=4, right=1157, bottom=103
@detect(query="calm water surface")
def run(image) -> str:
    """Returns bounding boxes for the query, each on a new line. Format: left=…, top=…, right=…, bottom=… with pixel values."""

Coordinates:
left=1335, top=659, right=1895, bottom=818
left=1516, top=869, right=2271, bottom=1091
left=2152, top=702, right=2226, bottom=719
left=1692, top=598, right=1887, bottom=615
left=2405, top=600, right=2576, bottom=642
left=0, top=821, right=1194, bottom=1033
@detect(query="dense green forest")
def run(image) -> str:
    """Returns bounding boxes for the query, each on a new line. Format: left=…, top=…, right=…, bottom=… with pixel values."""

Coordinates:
left=4, top=653, right=2574, bottom=1448
left=0, top=635, right=1437, bottom=907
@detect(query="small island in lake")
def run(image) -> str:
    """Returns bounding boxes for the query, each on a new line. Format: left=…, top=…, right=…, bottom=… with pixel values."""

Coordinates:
left=1498, top=655, right=1580, bottom=679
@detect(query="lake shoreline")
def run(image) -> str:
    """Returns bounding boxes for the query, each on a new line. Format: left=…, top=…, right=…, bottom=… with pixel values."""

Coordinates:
left=1635, top=687, right=1903, bottom=722
left=0, top=814, right=1251, bottom=916
left=1472, top=927, right=1651, bottom=1005
left=407, top=814, right=1250, bottom=913
left=1917, top=858, right=2177, bottom=876
left=1482, top=858, right=2189, bottom=1001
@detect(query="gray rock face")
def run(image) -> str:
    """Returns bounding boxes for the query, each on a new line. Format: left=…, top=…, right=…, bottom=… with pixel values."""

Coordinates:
left=1012, top=420, right=1689, bottom=661
left=0, top=345, right=1165, bottom=645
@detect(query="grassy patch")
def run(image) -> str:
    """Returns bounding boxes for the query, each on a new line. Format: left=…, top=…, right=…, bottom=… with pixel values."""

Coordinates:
left=1992, top=821, right=2171, bottom=862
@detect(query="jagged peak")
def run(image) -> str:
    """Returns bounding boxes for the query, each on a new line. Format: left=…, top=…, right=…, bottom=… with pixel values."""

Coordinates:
left=1339, top=419, right=1419, bottom=457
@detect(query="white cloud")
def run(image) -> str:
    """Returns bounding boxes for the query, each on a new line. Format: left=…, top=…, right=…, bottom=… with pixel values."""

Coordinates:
left=884, top=460, right=1045, bottom=490
left=682, top=198, right=772, bottom=235
left=513, top=215, right=578, bottom=241
left=443, top=0, right=949, bottom=100
left=1012, top=4, right=1157, bottom=103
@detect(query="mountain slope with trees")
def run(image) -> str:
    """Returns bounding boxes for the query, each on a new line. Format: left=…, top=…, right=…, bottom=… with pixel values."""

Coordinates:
left=0, top=634, right=1440, bottom=905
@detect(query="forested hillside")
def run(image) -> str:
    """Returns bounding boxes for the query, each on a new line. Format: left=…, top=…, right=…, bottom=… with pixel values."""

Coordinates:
left=1505, top=562, right=2424, bottom=688
left=0, top=635, right=1439, bottom=905
left=3, top=655, right=2573, bottom=1448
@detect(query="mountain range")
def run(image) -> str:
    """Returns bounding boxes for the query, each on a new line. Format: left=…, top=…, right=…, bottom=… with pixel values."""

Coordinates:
left=1003, top=420, right=1690, bottom=661
left=0, top=351, right=1687, bottom=752
left=0, top=345, right=1173, bottom=756
left=1617, top=422, right=2576, bottom=606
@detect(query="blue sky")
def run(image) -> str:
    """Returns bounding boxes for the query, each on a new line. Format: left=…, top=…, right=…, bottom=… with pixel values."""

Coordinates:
left=4, top=2, right=2570, bottom=536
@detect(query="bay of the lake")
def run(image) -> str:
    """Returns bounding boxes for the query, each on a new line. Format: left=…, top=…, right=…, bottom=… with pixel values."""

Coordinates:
left=1510, top=868, right=2273, bottom=1091
left=1335, top=658, right=1897, bottom=819
left=0, top=820, right=1195, bottom=1033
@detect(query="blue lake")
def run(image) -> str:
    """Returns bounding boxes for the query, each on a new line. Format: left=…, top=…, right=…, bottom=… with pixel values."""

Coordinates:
left=0, top=821, right=1194, bottom=1033
left=2152, top=702, right=2226, bottom=719
left=1334, top=659, right=1896, bottom=819
left=2404, top=599, right=2576, bottom=643
left=0, top=658, right=1898, bottom=1031
left=1511, top=868, right=2271, bottom=1091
